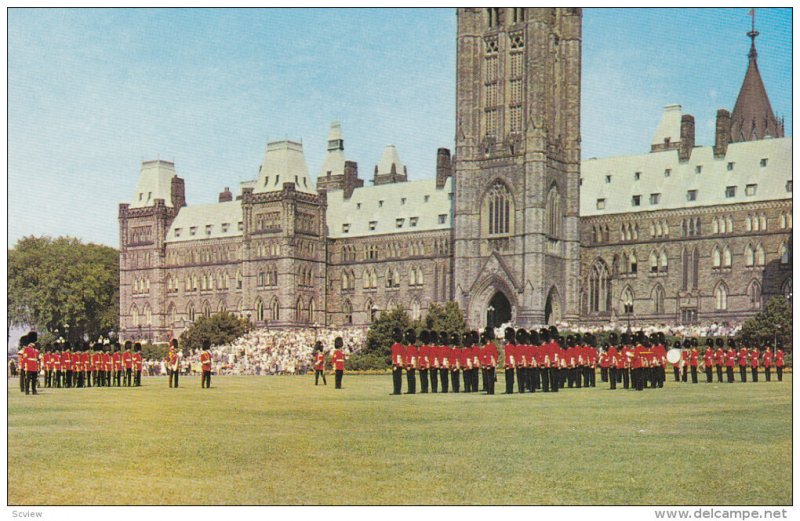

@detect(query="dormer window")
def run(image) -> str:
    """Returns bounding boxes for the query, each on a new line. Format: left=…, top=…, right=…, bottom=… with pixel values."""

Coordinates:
left=634, top=172, right=641, bottom=181
left=238, top=221, right=243, bottom=231
left=401, top=198, right=406, bottom=205
left=378, top=200, right=384, bottom=207
left=356, top=203, right=361, bottom=209
left=148, top=192, right=152, bottom=200
left=369, top=221, right=377, bottom=231
left=596, top=199, right=606, bottom=210
left=695, top=165, right=703, bottom=174
left=605, top=175, right=612, bottom=184
left=342, top=223, right=350, bottom=233
left=727, top=162, right=735, bottom=171
left=274, top=175, right=280, bottom=185
left=221, top=223, right=229, bottom=233
left=139, top=193, right=143, bottom=201
left=190, top=227, right=197, bottom=236
left=174, top=228, right=182, bottom=237
left=438, top=214, right=447, bottom=224
left=760, top=158, right=768, bottom=167
left=396, top=218, right=405, bottom=229
left=206, top=225, right=212, bottom=236
left=664, top=169, right=671, bottom=177
left=424, top=195, right=430, bottom=203
left=410, top=217, right=419, bottom=227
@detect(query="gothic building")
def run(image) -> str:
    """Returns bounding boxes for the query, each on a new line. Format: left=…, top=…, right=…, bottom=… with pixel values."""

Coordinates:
left=119, top=8, right=791, bottom=341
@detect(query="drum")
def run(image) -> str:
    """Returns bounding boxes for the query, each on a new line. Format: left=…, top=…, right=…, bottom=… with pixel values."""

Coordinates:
left=666, top=349, right=682, bottom=364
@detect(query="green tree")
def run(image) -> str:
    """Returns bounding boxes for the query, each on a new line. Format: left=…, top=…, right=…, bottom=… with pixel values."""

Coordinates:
left=739, top=296, right=793, bottom=349
left=178, top=312, right=251, bottom=353
left=415, top=302, right=467, bottom=337
left=364, top=305, right=410, bottom=361
left=8, top=236, right=119, bottom=343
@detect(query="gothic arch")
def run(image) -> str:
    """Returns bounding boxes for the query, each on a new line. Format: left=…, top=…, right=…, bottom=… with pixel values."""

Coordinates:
left=746, top=279, right=762, bottom=310
left=588, top=258, right=611, bottom=313
left=544, top=285, right=561, bottom=325
left=480, top=178, right=517, bottom=237
left=468, top=272, right=518, bottom=328
left=651, top=284, right=665, bottom=314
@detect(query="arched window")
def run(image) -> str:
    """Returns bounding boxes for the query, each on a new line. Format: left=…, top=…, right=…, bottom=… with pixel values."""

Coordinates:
left=712, top=218, right=719, bottom=234
left=692, top=247, right=699, bottom=289
left=131, top=305, right=140, bottom=327
left=296, top=298, right=306, bottom=323
left=744, top=244, right=754, bottom=267
left=755, top=244, right=765, bottom=266
left=781, top=241, right=790, bottom=264
left=255, top=298, right=265, bottom=322
left=202, top=301, right=211, bottom=318
left=588, top=260, right=610, bottom=313
left=411, top=299, right=421, bottom=321
left=629, top=252, right=638, bottom=274
left=366, top=300, right=377, bottom=323
left=781, top=214, right=787, bottom=229
left=218, top=300, right=226, bottom=313
left=343, top=299, right=353, bottom=325
left=712, top=246, right=721, bottom=268
left=185, top=275, right=192, bottom=292
left=747, top=280, right=762, bottom=310
left=722, top=246, right=732, bottom=267
left=168, top=303, right=177, bottom=325
left=385, top=268, right=395, bottom=288
left=236, top=271, right=243, bottom=290
left=269, top=298, right=280, bottom=321
left=144, top=304, right=152, bottom=325
left=409, top=267, right=417, bottom=287
left=308, top=298, right=316, bottom=323
left=649, top=251, right=658, bottom=273
left=660, top=249, right=668, bottom=273
left=546, top=185, right=560, bottom=239
left=688, top=219, right=695, bottom=237
left=621, top=253, right=628, bottom=275
left=652, top=285, right=665, bottom=314
left=416, top=267, right=424, bottom=286
left=694, top=218, right=701, bottom=236
left=745, top=215, right=752, bottom=232
left=371, top=270, right=378, bottom=289
left=681, top=248, right=689, bottom=290
left=363, top=269, right=371, bottom=289
left=621, top=286, right=634, bottom=315
left=714, top=283, right=728, bottom=310
left=726, top=216, right=733, bottom=233
left=662, top=221, right=669, bottom=237
left=485, top=181, right=513, bottom=236
left=759, top=213, right=767, bottom=231
left=187, top=302, right=196, bottom=322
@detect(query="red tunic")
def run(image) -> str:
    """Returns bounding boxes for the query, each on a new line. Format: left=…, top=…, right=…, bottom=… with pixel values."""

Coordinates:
left=23, top=346, right=40, bottom=372
left=484, top=343, right=498, bottom=367
left=123, top=351, right=133, bottom=369
left=750, top=351, right=760, bottom=368
left=738, top=349, right=748, bottom=367
left=133, top=352, right=143, bottom=371
left=82, top=352, right=91, bottom=371
left=61, top=352, right=72, bottom=371
left=404, top=345, right=418, bottom=368
left=314, top=352, right=325, bottom=371
left=504, top=343, right=516, bottom=368
left=92, top=353, right=102, bottom=372
left=390, top=342, right=405, bottom=368
left=113, top=352, right=123, bottom=371
left=418, top=345, right=429, bottom=370
left=103, top=353, right=112, bottom=371
left=763, top=350, right=773, bottom=368
left=201, top=351, right=212, bottom=371
left=775, top=350, right=784, bottom=368
left=714, top=349, right=724, bottom=367
left=725, top=350, right=736, bottom=367
left=331, top=349, right=345, bottom=371
left=703, top=349, right=714, bottom=367
left=689, top=349, right=699, bottom=367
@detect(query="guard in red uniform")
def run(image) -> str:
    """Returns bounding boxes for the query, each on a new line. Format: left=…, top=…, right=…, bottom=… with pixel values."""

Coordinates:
left=620, top=335, right=632, bottom=390
left=418, top=330, right=430, bottom=394
left=689, top=340, right=699, bottom=384
left=607, top=338, right=619, bottom=390
left=429, top=333, right=439, bottom=393
left=123, top=341, right=134, bottom=387
left=725, top=344, right=736, bottom=383
left=200, top=340, right=213, bottom=388
left=17, top=335, right=28, bottom=393
left=81, top=344, right=92, bottom=388
left=775, top=344, right=784, bottom=381
left=103, top=343, right=112, bottom=387
left=482, top=328, right=498, bottom=395
left=515, top=329, right=527, bottom=393
left=450, top=333, right=462, bottom=393
left=529, top=330, right=541, bottom=392
left=133, top=342, right=143, bottom=386
left=438, top=331, right=450, bottom=393
left=404, top=329, right=418, bottom=394
left=91, top=345, right=102, bottom=387
left=653, top=333, right=667, bottom=388
left=537, top=329, right=550, bottom=392
left=703, top=339, right=714, bottom=383
left=23, top=332, right=40, bottom=395
left=737, top=341, right=748, bottom=382
left=503, top=327, right=516, bottom=394
left=459, top=333, right=470, bottom=393
left=331, top=337, right=346, bottom=389
left=470, top=331, right=481, bottom=392
left=74, top=343, right=84, bottom=387
left=113, top=342, right=124, bottom=387
left=750, top=346, right=760, bottom=383
left=763, top=344, right=773, bottom=382
left=390, top=328, right=404, bottom=395
left=313, top=341, right=327, bottom=386
left=62, top=342, right=74, bottom=388
left=714, top=339, right=725, bottom=383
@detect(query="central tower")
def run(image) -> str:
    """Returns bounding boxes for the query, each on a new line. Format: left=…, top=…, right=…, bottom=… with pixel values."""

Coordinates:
left=453, top=8, right=582, bottom=328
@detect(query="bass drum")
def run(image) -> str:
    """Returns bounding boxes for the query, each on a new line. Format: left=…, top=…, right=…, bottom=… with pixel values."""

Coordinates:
left=666, top=349, right=682, bottom=364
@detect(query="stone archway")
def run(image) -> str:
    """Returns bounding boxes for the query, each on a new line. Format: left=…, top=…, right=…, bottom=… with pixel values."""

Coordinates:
left=468, top=274, right=518, bottom=329
left=487, top=291, right=512, bottom=329
left=545, top=286, right=562, bottom=325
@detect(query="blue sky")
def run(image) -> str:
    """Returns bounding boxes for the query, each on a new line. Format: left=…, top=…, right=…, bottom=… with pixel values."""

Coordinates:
left=8, top=8, right=792, bottom=249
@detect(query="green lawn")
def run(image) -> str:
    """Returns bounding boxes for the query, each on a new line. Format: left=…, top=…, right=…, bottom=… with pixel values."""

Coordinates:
left=8, top=373, right=791, bottom=505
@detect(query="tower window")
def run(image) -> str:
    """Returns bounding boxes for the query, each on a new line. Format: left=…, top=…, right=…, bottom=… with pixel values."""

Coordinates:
left=486, top=181, right=512, bottom=236
left=786, top=180, right=792, bottom=192
left=664, top=169, right=671, bottom=177
left=396, top=218, right=405, bottom=229
left=631, top=195, right=641, bottom=207
left=634, top=172, right=641, bottom=181
left=378, top=200, right=384, bottom=207
left=356, top=203, right=361, bottom=209
left=401, top=197, right=406, bottom=205
left=686, top=190, right=697, bottom=201
left=424, top=195, right=430, bottom=203
left=410, top=217, right=419, bottom=227
left=725, top=186, right=737, bottom=198
left=760, top=158, right=768, bottom=167
left=727, top=162, right=735, bottom=171
left=745, top=184, right=757, bottom=196
left=605, top=175, right=612, bottom=184
left=695, top=165, right=703, bottom=174
left=596, top=199, right=606, bottom=210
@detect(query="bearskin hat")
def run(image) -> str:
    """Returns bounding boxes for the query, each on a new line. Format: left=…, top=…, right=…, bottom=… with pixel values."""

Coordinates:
left=484, top=327, right=495, bottom=341
left=682, top=339, right=691, bottom=349
left=125, top=340, right=133, bottom=350
left=715, top=338, right=724, bottom=347
left=471, top=330, right=480, bottom=346
left=530, top=330, right=540, bottom=345
left=566, top=335, right=574, bottom=346
left=505, top=327, right=516, bottom=343
left=405, top=328, right=417, bottom=345
left=461, top=332, right=471, bottom=346
left=27, top=331, right=38, bottom=344
left=539, top=328, right=550, bottom=342
left=170, top=338, right=179, bottom=348
left=705, top=338, right=714, bottom=347
left=673, top=340, right=682, bottom=349
left=202, top=339, right=211, bottom=350
left=440, top=331, right=450, bottom=346
left=392, top=327, right=403, bottom=343
left=621, top=333, right=630, bottom=345
left=515, top=328, right=528, bottom=345
left=134, top=342, right=142, bottom=352
left=658, top=332, right=666, bottom=344
left=450, top=333, right=461, bottom=346
left=334, top=337, right=343, bottom=349
left=609, top=332, right=618, bottom=344
left=727, top=338, right=736, bottom=348
left=419, top=330, right=430, bottom=344
left=690, top=338, right=698, bottom=347
left=549, top=325, right=559, bottom=338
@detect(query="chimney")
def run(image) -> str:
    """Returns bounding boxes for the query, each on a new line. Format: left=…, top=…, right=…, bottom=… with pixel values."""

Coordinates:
left=714, top=109, right=731, bottom=158
left=171, top=176, right=186, bottom=208
left=436, top=148, right=453, bottom=189
left=218, top=186, right=233, bottom=203
left=343, top=160, right=363, bottom=199
left=678, top=114, right=695, bottom=162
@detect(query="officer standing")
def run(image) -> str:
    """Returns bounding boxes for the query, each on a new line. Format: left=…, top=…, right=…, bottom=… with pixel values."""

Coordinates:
left=725, top=342, right=736, bottom=383
left=459, top=333, right=470, bottom=393
left=404, top=329, right=417, bottom=394
left=763, top=345, right=772, bottom=382
left=23, top=332, right=40, bottom=395
left=313, top=341, right=327, bottom=386
left=390, top=328, right=404, bottom=395
left=123, top=341, right=134, bottom=387
left=200, top=340, right=213, bottom=389
left=331, top=337, right=346, bottom=389
left=133, top=342, right=143, bottom=386
left=750, top=346, right=760, bottom=383
left=775, top=343, right=784, bottom=381
left=168, top=339, right=180, bottom=388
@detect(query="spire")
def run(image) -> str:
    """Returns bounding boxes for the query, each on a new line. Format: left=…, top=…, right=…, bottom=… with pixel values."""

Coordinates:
left=729, top=8, right=784, bottom=143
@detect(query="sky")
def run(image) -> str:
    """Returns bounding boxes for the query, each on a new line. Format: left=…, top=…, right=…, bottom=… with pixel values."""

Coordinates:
left=7, top=7, right=793, bottom=249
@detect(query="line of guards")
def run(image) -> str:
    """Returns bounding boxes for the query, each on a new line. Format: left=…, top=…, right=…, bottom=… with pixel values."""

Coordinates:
left=663, top=336, right=785, bottom=384
left=16, top=331, right=144, bottom=395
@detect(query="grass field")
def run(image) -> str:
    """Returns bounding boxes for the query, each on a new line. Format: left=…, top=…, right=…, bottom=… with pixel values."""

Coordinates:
left=8, top=373, right=792, bottom=506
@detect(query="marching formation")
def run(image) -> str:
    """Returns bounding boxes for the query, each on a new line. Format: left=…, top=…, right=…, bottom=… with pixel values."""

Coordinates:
left=16, top=332, right=144, bottom=395
left=667, top=337, right=786, bottom=384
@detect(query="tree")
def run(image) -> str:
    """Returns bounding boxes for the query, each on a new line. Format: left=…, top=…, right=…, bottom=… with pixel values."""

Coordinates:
left=739, top=296, right=793, bottom=349
left=178, top=312, right=251, bottom=353
left=415, top=301, right=467, bottom=337
left=8, top=236, right=119, bottom=344
left=364, top=305, right=410, bottom=361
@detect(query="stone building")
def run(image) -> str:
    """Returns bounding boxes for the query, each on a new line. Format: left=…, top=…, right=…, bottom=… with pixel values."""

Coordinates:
left=118, top=8, right=791, bottom=341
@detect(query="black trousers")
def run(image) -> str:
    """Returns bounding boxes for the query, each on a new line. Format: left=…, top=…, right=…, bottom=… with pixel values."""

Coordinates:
left=126, top=368, right=132, bottom=387
left=705, top=367, right=712, bottom=383
left=777, top=367, right=783, bottom=381
left=486, top=367, right=496, bottom=395
left=550, top=368, right=560, bottom=392
left=440, top=368, right=449, bottom=393
left=751, top=367, right=758, bottom=382
left=541, top=367, right=550, bottom=392
left=391, top=367, right=402, bottom=394
left=505, top=368, right=515, bottom=394
left=691, top=366, right=698, bottom=384
left=532, top=367, right=541, bottom=391
left=589, top=366, right=596, bottom=387
left=26, top=371, right=38, bottom=394
left=335, top=369, right=343, bottom=389
left=406, top=369, right=416, bottom=394
left=681, top=366, right=687, bottom=382
left=170, top=369, right=179, bottom=388
left=20, top=370, right=26, bottom=392
left=516, top=368, right=525, bottom=393
left=764, top=367, right=771, bottom=381
left=115, top=370, right=122, bottom=387
left=601, top=367, right=608, bottom=382
left=105, top=370, right=112, bottom=386
left=135, top=370, right=142, bottom=386
left=430, top=367, right=438, bottom=392
left=726, top=366, right=734, bottom=383
left=450, top=370, right=460, bottom=393
left=462, top=369, right=471, bottom=392
left=202, top=370, right=211, bottom=388
left=633, top=368, right=643, bottom=391
left=622, top=368, right=630, bottom=389
left=716, top=366, right=723, bottom=383
left=420, top=369, right=429, bottom=393
left=609, top=367, right=617, bottom=389
left=85, top=371, right=92, bottom=388
left=472, top=369, right=480, bottom=392
left=317, top=369, right=328, bottom=386
left=482, top=368, right=488, bottom=392
left=673, top=367, right=680, bottom=382
left=739, top=366, right=747, bottom=383
left=568, top=368, right=575, bottom=388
